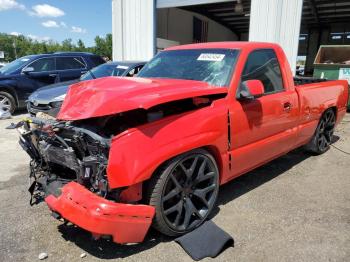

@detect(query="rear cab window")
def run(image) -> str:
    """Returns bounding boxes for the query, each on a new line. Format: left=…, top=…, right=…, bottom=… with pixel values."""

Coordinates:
left=241, top=49, right=284, bottom=94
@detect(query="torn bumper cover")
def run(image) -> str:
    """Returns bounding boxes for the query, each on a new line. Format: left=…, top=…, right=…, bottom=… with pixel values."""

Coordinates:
left=45, top=182, right=155, bottom=244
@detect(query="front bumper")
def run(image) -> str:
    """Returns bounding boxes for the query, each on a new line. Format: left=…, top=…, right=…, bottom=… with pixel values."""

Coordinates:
left=45, top=182, right=155, bottom=244
left=27, top=101, right=60, bottom=117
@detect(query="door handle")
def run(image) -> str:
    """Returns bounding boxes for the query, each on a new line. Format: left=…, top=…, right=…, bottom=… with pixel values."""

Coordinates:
left=283, top=102, right=292, bottom=112
left=49, top=73, right=58, bottom=77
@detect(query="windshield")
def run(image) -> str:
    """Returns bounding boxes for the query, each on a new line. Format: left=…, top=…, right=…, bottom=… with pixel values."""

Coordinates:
left=80, top=63, right=129, bottom=81
left=0, top=56, right=33, bottom=75
left=137, top=49, right=238, bottom=87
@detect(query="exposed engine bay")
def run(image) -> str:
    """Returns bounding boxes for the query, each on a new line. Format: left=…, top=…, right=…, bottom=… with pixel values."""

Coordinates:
left=13, top=117, right=111, bottom=204
left=10, top=95, right=223, bottom=204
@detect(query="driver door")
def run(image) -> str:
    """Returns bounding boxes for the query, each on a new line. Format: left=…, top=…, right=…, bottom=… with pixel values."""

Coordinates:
left=19, top=57, right=58, bottom=97
left=229, top=49, right=299, bottom=177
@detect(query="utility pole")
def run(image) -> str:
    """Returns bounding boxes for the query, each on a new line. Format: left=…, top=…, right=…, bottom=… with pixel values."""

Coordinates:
left=12, top=38, right=17, bottom=59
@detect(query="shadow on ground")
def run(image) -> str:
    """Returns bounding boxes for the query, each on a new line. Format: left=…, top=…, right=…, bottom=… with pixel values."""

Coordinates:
left=58, top=225, right=172, bottom=259
left=56, top=146, right=317, bottom=259
left=214, top=148, right=310, bottom=211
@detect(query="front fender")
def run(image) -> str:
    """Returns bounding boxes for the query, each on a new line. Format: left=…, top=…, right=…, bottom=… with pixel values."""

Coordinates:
left=106, top=103, right=228, bottom=189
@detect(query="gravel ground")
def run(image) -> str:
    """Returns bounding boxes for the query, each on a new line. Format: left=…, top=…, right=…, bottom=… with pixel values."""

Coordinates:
left=0, top=112, right=349, bottom=262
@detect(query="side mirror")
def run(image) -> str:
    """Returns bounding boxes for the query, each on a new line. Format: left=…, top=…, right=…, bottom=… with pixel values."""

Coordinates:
left=22, top=67, right=34, bottom=74
left=239, top=80, right=265, bottom=100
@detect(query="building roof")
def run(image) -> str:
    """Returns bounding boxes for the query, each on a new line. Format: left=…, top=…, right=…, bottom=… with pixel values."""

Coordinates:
left=166, top=41, right=281, bottom=50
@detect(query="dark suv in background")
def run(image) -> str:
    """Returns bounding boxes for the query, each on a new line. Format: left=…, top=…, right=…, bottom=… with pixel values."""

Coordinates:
left=0, top=52, right=105, bottom=113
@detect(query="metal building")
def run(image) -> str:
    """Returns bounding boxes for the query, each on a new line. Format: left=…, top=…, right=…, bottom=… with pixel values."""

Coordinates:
left=112, top=0, right=350, bottom=75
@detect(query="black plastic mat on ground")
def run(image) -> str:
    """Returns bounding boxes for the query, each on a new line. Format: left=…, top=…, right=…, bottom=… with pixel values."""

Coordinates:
left=175, top=220, right=234, bottom=261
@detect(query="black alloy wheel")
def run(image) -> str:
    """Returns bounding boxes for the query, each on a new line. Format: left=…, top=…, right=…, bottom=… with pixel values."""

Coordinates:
left=147, top=149, right=219, bottom=236
left=305, top=109, right=336, bottom=154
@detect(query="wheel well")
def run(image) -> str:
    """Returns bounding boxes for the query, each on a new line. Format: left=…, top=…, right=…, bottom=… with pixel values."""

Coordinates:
left=0, top=86, right=18, bottom=106
left=328, top=106, right=337, bottom=119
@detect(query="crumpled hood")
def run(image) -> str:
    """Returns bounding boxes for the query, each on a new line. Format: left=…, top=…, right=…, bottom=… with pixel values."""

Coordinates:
left=57, top=77, right=227, bottom=120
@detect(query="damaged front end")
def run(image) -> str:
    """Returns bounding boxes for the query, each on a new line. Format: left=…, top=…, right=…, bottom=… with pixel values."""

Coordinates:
left=15, top=117, right=111, bottom=201
left=9, top=117, right=155, bottom=244
left=9, top=76, right=229, bottom=244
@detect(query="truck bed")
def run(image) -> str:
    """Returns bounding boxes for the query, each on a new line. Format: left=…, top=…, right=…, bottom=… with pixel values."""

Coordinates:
left=294, top=76, right=328, bottom=86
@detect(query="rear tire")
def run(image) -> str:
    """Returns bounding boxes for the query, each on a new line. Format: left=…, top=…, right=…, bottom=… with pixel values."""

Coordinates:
left=0, top=91, right=16, bottom=114
left=304, top=108, right=336, bottom=154
left=146, top=149, right=219, bottom=237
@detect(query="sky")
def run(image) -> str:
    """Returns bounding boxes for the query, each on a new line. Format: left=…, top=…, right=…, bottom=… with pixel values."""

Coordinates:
left=0, top=0, right=112, bottom=46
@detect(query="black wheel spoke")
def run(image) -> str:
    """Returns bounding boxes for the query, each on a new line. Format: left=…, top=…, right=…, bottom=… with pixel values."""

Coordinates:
left=179, top=156, right=199, bottom=181
left=193, top=184, right=216, bottom=201
left=182, top=198, right=201, bottom=228
left=164, top=200, right=181, bottom=215
left=163, top=187, right=181, bottom=201
left=324, top=131, right=332, bottom=143
left=194, top=171, right=215, bottom=185
left=170, top=174, right=183, bottom=190
left=319, top=120, right=325, bottom=133
left=174, top=201, right=184, bottom=227
left=198, top=158, right=207, bottom=177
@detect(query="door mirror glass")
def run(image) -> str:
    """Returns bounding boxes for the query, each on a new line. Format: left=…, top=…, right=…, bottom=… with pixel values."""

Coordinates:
left=239, top=80, right=265, bottom=100
left=22, top=66, right=34, bottom=74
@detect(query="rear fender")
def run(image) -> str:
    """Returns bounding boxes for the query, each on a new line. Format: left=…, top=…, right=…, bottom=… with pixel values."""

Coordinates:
left=106, top=104, right=228, bottom=189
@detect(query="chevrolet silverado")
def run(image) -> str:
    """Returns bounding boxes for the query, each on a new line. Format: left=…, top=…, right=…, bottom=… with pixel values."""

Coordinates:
left=12, top=42, right=348, bottom=244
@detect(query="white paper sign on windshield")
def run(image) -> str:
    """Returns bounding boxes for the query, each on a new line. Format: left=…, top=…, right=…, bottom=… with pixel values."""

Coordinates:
left=197, top=53, right=225, bottom=62
left=116, top=65, right=129, bottom=69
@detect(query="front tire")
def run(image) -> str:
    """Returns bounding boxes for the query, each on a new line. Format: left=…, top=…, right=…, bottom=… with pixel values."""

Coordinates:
left=146, top=149, right=219, bottom=236
left=305, top=108, right=336, bottom=154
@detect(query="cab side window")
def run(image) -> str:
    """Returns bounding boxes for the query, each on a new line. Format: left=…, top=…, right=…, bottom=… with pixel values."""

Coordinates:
left=241, top=49, right=284, bottom=94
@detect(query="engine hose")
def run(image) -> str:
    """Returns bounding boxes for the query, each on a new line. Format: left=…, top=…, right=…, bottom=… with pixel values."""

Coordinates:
left=54, top=134, right=70, bottom=149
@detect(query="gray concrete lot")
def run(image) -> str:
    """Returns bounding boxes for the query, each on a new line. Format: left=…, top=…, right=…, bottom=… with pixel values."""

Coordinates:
left=0, top=112, right=349, bottom=262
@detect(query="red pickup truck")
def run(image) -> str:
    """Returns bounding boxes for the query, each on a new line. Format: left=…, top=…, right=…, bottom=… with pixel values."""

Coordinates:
left=14, top=42, right=348, bottom=244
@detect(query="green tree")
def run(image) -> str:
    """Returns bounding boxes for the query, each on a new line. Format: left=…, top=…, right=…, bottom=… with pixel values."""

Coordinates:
left=76, top=39, right=86, bottom=51
left=0, top=33, right=113, bottom=62
left=61, top=38, right=74, bottom=51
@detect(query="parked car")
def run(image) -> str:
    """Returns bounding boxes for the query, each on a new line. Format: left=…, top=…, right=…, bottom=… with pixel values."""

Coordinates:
left=13, top=42, right=348, bottom=244
left=0, top=52, right=105, bottom=113
left=27, top=61, right=146, bottom=117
